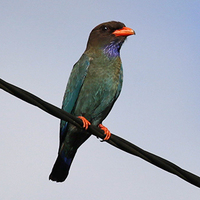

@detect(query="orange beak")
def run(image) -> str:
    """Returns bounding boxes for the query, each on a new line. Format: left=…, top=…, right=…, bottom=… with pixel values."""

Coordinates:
left=113, top=27, right=135, bottom=37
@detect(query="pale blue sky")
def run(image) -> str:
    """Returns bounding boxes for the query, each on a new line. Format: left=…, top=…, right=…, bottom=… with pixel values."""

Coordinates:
left=1, top=1, right=200, bottom=199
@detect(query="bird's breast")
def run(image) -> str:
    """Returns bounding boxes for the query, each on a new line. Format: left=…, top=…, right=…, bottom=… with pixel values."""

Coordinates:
left=73, top=56, right=122, bottom=124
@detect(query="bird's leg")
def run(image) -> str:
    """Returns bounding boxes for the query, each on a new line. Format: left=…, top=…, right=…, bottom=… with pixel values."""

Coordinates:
left=78, top=116, right=91, bottom=130
left=98, top=124, right=111, bottom=141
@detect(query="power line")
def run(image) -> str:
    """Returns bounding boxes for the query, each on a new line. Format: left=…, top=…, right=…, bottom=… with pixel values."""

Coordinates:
left=0, top=78, right=200, bottom=188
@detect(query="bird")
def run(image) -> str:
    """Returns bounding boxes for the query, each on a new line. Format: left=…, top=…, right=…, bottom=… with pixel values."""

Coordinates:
left=49, top=21, right=135, bottom=182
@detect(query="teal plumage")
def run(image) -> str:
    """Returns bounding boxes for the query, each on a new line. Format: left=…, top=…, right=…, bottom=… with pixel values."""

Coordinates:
left=49, top=21, right=134, bottom=182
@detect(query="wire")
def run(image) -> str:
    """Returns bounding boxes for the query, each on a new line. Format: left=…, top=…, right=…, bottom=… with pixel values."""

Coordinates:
left=0, top=78, right=200, bottom=188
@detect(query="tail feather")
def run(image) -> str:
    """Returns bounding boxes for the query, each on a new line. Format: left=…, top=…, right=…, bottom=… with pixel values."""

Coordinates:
left=49, top=155, right=73, bottom=182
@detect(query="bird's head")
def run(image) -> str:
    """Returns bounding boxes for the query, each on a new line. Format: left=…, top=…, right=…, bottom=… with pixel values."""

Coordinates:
left=86, top=21, right=135, bottom=58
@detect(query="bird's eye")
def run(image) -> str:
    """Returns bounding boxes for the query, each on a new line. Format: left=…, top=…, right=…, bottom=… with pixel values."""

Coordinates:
left=101, top=25, right=108, bottom=31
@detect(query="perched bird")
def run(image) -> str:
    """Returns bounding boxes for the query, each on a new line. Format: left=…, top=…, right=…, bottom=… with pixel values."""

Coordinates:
left=49, top=21, right=135, bottom=182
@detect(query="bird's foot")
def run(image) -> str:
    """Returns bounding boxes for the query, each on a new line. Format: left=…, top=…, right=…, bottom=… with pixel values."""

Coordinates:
left=99, top=124, right=111, bottom=141
left=78, top=116, right=91, bottom=130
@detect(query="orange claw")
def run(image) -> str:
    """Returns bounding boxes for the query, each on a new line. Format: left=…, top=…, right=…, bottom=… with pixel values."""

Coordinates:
left=99, top=124, right=111, bottom=141
left=78, top=116, right=91, bottom=130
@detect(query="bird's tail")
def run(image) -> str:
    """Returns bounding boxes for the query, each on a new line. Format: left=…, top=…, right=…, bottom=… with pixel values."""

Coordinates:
left=49, top=154, right=73, bottom=182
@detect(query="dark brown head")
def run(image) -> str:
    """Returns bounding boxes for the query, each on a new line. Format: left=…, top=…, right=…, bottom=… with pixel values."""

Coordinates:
left=86, top=21, right=135, bottom=57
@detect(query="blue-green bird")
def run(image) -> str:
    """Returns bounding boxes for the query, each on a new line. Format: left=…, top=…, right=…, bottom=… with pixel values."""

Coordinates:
left=49, top=21, right=135, bottom=182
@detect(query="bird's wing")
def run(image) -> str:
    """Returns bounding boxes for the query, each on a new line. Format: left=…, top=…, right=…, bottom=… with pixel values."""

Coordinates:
left=59, top=53, right=90, bottom=144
